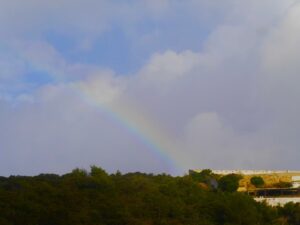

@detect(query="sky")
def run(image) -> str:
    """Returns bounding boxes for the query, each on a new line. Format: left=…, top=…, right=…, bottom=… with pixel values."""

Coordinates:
left=1, top=0, right=300, bottom=176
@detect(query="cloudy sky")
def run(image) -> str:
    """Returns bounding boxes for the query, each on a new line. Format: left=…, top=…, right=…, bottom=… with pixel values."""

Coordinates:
left=1, top=0, right=300, bottom=176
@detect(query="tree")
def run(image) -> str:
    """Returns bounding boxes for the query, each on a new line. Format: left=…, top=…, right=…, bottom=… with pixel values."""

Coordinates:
left=90, top=165, right=108, bottom=177
left=218, top=174, right=242, bottom=192
left=250, top=176, right=265, bottom=188
left=189, top=169, right=218, bottom=189
left=1, top=167, right=299, bottom=225
left=278, top=202, right=300, bottom=225
left=189, top=169, right=212, bottom=182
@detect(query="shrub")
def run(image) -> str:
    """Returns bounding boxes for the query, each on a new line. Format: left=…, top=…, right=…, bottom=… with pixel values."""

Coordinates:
left=218, top=174, right=242, bottom=192
left=274, top=181, right=293, bottom=188
left=250, top=176, right=265, bottom=188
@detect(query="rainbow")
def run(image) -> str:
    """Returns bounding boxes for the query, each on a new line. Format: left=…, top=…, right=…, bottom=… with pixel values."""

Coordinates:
left=23, top=53, right=185, bottom=173
left=72, top=81, right=185, bottom=174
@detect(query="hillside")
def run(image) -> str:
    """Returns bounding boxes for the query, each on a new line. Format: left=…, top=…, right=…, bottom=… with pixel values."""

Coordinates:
left=0, top=167, right=300, bottom=225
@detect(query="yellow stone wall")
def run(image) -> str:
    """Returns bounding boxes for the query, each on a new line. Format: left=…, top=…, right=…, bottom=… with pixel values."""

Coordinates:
left=238, top=173, right=298, bottom=191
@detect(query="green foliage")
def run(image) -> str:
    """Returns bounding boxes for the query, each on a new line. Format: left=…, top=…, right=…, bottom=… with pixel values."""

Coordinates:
left=251, top=176, right=265, bottom=188
left=189, top=169, right=218, bottom=189
left=90, top=165, right=108, bottom=177
left=218, top=174, right=242, bottom=192
left=0, top=167, right=298, bottom=225
left=278, top=202, right=300, bottom=225
left=274, top=181, right=293, bottom=188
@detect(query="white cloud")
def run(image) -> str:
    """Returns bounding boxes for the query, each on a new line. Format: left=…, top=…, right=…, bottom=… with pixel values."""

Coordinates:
left=0, top=82, right=172, bottom=176
left=139, top=50, right=200, bottom=84
left=2, top=0, right=300, bottom=175
left=181, top=112, right=278, bottom=170
left=15, top=41, right=67, bottom=78
left=74, top=71, right=125, bottom=104
left=262, top=2, right=300, bottom=77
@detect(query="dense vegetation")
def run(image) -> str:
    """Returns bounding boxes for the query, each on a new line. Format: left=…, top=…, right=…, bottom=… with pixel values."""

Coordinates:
left=0, top=166, right=299, bottom=225
left=250, top=176, right=265, bottom=188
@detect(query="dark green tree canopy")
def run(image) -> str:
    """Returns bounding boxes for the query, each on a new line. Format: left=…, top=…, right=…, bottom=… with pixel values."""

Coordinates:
left=218, top=174, right=242, bottom=192
left=0, top=167, right=298, bottom=225
left=189, top=169, right=219, bottom=189
left=250, top=176, right=265, bottom=188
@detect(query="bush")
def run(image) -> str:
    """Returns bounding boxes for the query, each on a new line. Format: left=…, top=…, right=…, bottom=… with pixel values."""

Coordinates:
left=189, top=169, right=218, bottom=189
left=274, top=181, right=293, bottom=188
left=218, top=174, right=242, bottom=192
left=250, top=176, right=265, bottom=188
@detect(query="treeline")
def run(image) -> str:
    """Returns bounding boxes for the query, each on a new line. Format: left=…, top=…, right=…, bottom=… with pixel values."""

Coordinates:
left=0, top=167, right=299, bottom=225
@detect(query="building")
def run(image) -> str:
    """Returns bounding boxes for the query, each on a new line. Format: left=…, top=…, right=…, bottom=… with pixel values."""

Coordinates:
left=191, top=169, right=300, bottom=205
left=191, top=170, right=300, bottom=191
